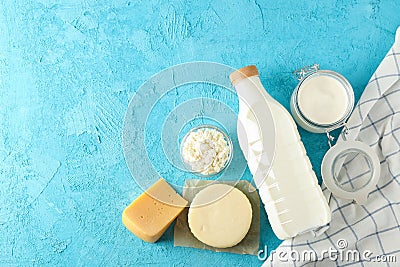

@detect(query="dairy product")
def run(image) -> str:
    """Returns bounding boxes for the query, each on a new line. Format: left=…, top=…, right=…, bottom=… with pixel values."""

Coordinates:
left=181, top=127, right=231, bottom=175
left=298, top=75, right=349, bottom=125
left=122, top=178, right=188, bottom=243
left=290, top=69, right=354, bottom=133
left=230, top=66, right=331, bottom=240
left=188, top=184, right=252, bottom=248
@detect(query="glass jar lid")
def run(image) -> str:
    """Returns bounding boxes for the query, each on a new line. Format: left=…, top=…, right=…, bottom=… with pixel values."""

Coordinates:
left=321, top=140, right=380, bottom=204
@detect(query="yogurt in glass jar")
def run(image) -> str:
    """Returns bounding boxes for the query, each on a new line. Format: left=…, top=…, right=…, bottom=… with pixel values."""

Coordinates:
left=290, top=65, right=354, bottom=133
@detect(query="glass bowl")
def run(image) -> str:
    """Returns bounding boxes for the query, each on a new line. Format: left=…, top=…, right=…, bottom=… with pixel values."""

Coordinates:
left=179, top=124, right=233, bottom=177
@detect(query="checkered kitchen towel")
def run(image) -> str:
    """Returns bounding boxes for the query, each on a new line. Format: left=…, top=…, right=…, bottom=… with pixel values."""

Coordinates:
left=263, top=27, right=400, bottom=266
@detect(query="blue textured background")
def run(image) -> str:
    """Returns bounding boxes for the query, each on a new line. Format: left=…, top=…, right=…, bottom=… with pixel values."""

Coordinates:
left=1, top=0, right=399, bottom=266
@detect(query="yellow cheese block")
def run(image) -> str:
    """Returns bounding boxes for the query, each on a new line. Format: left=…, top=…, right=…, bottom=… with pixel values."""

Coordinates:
left=122, top=178, right=188, bottom=243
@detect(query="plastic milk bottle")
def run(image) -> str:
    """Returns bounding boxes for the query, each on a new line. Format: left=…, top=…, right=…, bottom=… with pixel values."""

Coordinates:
left=230, top=65, right=331, bottom=240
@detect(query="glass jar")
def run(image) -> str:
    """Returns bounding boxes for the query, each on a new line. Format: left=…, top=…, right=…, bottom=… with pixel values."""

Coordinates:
left=290, top=64, right=355, bottom=133
left=290, top=64, right=381, bottom=204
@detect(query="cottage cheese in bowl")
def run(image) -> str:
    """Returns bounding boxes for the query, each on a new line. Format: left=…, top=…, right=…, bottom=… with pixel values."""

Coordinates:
left=180, top=125, right=232, bottom=176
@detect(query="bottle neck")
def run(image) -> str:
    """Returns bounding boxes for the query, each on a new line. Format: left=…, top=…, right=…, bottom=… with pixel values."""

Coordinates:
left=235, top=75, right=273, bottom=104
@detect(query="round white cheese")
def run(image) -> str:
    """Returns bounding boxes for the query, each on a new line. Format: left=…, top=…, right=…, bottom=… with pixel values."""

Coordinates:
left=188, top=184, right=252, bottom=248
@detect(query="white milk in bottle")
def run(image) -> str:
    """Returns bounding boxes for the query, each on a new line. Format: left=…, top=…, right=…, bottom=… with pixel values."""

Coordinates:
left=230, top=66, right=331, bottom=240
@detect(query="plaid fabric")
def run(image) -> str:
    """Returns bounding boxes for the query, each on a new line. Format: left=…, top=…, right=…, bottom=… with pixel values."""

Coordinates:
left=264, top=27, right=400, bottom=266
